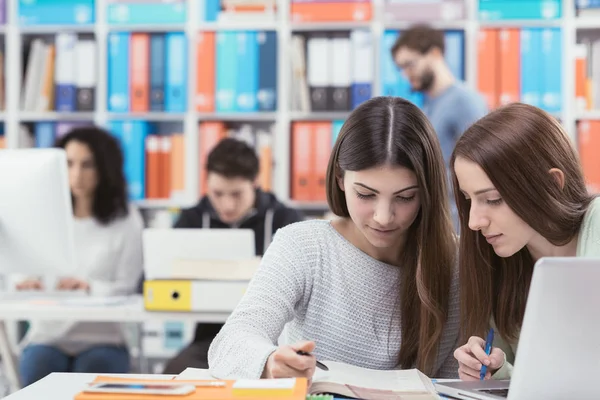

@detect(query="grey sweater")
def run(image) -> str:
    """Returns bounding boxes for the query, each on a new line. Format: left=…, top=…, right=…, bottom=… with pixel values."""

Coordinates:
left=208, top=219, right=460, bottom=379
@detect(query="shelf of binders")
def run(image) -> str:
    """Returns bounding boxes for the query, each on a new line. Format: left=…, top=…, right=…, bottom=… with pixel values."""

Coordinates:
left=107, top=24, right=187, bottom=33
left=290, top=22, right=372, bottom=32
left=478, top=19, right=564, bottom=28
left=577, top=111, right=600, bottom=120
left=198, top=22, right=279, bottom=31
left=196, top=112, right=277, bottom=122
left=575, top=19, right=600, bottom=29
left=19, top=112, right=95, bottom=122
left=290, top=112, right=351, bottom=121
left=107, top=113, right=187, bottom=122
left=19, top=25, right=96, bottom=34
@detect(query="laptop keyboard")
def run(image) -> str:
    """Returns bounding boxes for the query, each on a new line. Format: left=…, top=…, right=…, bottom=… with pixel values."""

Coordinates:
left=478, top=388, right=509, bottom=398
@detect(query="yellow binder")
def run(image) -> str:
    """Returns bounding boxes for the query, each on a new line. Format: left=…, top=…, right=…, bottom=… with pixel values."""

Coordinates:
left=143, top=280, right=193, bottom=311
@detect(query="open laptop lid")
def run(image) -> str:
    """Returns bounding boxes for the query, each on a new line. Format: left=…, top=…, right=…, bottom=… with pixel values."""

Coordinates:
left=437, top=257, right=600, bottom=400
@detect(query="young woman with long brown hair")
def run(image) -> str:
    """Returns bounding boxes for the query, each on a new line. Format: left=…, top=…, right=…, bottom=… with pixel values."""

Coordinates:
left=208, top=96, right=460, bottom=380
left=451, top=103, right=600, bottom=380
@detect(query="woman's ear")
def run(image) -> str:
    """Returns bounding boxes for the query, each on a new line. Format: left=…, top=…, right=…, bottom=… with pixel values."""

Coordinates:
left=548, top=168, right=565, bottom=190
left=336, top=169, right=345, bottom=191
left=337, top=176, right=345, bottom=191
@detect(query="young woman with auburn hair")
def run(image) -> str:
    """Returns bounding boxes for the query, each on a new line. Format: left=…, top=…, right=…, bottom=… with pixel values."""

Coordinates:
left=451, top=103, right=600, bottom=381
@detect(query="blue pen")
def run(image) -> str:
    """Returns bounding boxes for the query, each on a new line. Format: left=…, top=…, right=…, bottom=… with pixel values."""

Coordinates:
left=480, top=328, right=494, bottom=380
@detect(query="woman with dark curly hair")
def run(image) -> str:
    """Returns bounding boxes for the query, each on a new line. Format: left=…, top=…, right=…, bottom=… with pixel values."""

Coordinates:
left=16, top=126, right=144, bottom=387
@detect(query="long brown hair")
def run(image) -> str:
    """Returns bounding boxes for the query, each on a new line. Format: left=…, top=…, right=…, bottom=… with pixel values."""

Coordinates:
left=450, top=103, right=595, bottom=343
left=326, top=96, right=456, bottom=375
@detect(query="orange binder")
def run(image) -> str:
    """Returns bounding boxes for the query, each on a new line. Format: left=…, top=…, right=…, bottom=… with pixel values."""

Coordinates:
left=498, top=28, right=520, bottom=106
left=575, top=44, right=589, bottom=111
left=257, top=131, right=273, bottom=192
left=199, top=122, right=227, bottom=195
left=170, top=133, right=185, bottom=198
left=145, top=135, right=161, bottom=199
left=0, top=136, right=5, bottom=149
left=291, top=2, right=372, bottom=22
left=159, top=135, right=172, bottom=199
left=130, top=33, right=150, bottom=112
left=312, top=122, right=332, bottom=202
left=196, top=32, right=216, bottom=112
left=477, top=29, right=499, bottom=110
left=578, top=120, right=600, bottom=193
left=74, top=376, right=307, bottom=400
left=291, top=122, right=313, bottom=201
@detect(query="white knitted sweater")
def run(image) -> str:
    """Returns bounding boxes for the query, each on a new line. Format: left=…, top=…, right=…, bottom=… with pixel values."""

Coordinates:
left=208, top=219, right=460, bottom=379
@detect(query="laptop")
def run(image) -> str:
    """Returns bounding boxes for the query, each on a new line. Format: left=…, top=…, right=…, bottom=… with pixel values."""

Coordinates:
left=142, top=228, right=256, bottom=280
left=436, top=257, right=600, bottom=400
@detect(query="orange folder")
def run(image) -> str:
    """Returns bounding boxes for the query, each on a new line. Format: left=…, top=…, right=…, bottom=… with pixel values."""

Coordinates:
left=170, top=133, right=185, bottom=198
left=477, top=29, right=499, bottom=110
left=199, top=122, right=227, bottom=195
left=291, top=122, right=313, bottom=201
left=196, top=32, right=216, bottom=112
left=578, top=120, right=600, bottom=193
left=498, top=28, right=520, bottom=106
left=291, top=2, right=372, bottom=22
left=0, top=136, right=5, bottom=149
left=145, top=135, right=161, bottom=199
left=130, top=33, right=150, bottom=112
left=312, top=122, right=332, bottom=202
left=74, top=376, right=308, bottom=400
left=159, top=135, right=172, bottom=199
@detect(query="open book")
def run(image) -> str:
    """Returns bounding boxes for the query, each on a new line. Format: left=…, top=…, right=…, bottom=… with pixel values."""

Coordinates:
left=177, top=361, right=439, bottom=400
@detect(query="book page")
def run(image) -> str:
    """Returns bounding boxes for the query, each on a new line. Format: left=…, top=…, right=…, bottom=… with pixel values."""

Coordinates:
left=313, top=361, right=430, bottom=393
left=174, top=368, right=215, bottom=380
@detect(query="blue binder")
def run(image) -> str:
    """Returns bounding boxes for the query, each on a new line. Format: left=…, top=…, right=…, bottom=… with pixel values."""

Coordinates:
left=236, top=31, right=258, bottom=112
left=108, top=32, right=130, bottom=112
left=520, top=28, right=542, bottom=109
left=257, top=31, right=277, bottom=112
left=165, top=32, right=187, bottom=113
left=150, top=34, right=166, bottom=112
left=216, top=31, right=238, bottom=112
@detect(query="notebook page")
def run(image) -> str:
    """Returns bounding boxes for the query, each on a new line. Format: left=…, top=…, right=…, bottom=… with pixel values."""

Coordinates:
left=313, top=361, right=428, bottom=392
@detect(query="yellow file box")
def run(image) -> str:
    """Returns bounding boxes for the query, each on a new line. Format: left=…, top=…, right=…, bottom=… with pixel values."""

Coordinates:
left=143, top=279, right=250, bottom=312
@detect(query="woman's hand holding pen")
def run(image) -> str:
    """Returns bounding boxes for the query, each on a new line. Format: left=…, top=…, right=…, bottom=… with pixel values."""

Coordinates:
left=454, top=336, right=505, bottom=381
left=263, top=340, right=317, bottom=383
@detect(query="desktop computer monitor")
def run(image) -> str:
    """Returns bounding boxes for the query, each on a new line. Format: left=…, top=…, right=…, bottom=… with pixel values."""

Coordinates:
left=0, top=148, right=77, bottom=276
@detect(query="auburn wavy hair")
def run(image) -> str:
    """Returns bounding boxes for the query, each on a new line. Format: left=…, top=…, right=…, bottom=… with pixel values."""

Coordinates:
left=450, top=103, right=595, bottom=343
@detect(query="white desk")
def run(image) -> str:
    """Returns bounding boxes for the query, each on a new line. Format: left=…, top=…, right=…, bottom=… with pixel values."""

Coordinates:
left=2, top=373, right=182, bottom=400
left=0, top=295, right=230, bottom=395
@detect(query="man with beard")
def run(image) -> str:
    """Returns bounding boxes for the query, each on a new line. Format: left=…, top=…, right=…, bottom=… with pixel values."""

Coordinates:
left=391, top=25, right=487, bottom=230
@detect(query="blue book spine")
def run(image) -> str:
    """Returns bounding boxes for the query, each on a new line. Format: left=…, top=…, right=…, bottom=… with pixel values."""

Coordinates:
left=236, top=31, right=258, bottom=112
left=332, top=120, right=344, bottom=147
left=540, top=28, right=562, bottom=113
left=444, top=30, right=465, bottom=81
left=204, top=0, right=220, bottom=21
left=479, top=0, right=561, bottom=20
left=34, top=122, right=55, bottom=148
left=107, top=2, right=186, bottom=24
left=520, top=28, right=542, bottom=109
left=150, top=34, right=166, bottom=112
left=120, top=120, right=148, bottom=201
left=257, top=31, right=277, bottom=112
left=165, top=32, right=187, bottom=113
left=18, top=0, right=95, bottom=25
left=351, top=30, right=373, bottom=109
left=216, top=31, right=238, bottom=112
left=381, top=31, right=401, bottom=98
left=108, top=32, right=130, bottom=112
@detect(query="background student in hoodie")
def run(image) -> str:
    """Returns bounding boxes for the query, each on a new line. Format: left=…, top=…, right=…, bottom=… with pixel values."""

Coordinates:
left=162, top=137, right=304, bottom=374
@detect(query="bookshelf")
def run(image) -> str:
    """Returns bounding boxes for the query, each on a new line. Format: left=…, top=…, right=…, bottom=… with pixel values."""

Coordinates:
left=0, top=0, right=593, bottom=214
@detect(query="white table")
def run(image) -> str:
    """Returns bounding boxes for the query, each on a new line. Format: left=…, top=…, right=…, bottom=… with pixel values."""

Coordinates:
left=2, top=373, right=181, bottom=400
left=0, top=295, right=230, bottom=394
